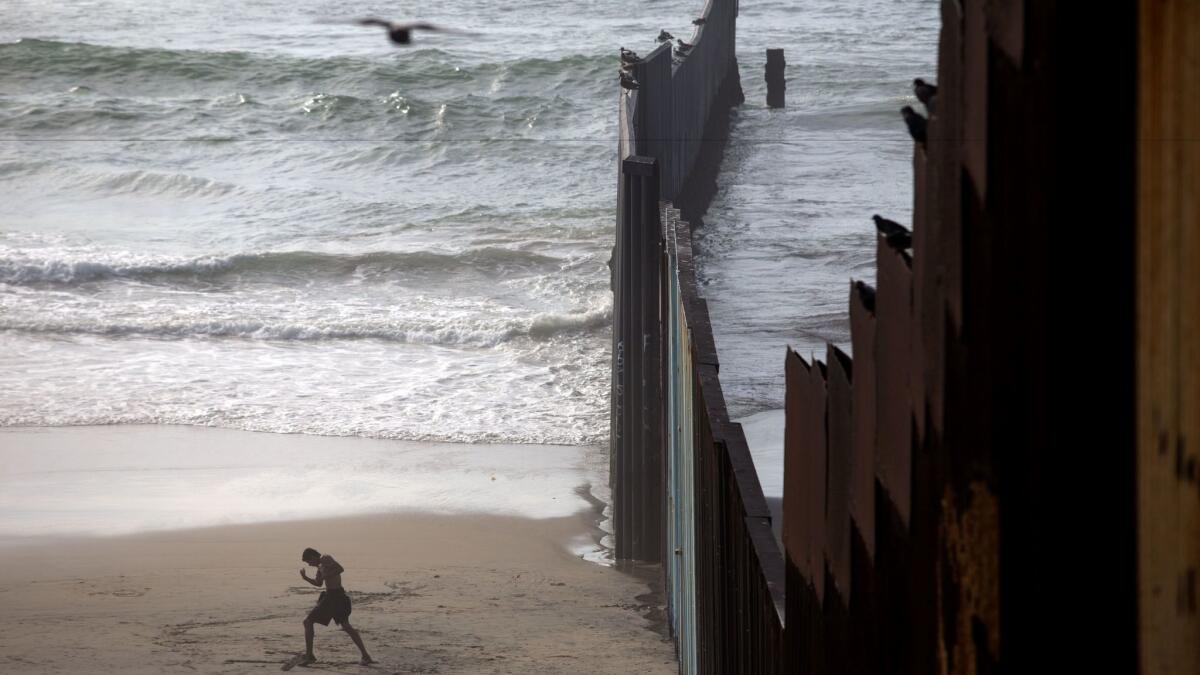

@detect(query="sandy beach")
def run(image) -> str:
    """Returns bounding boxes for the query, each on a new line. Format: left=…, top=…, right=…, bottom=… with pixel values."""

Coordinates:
left=0, top=427, right=676, bottom=674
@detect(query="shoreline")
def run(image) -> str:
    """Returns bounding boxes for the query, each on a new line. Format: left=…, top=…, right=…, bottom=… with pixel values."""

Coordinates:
left=0, top=424, right=614, bottom=553
left=0, top=512, right=674, bottom=673
left=0, top=424, right=673, bottom=673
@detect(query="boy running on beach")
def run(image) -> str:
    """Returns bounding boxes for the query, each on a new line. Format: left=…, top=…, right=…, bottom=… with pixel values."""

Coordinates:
left=298, top=547, right=373, bottom=666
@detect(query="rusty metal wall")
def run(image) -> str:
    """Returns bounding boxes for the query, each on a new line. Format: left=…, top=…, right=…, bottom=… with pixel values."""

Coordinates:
left=1137, top=1, right=1200, bottom=671
left=849, top=282, right=877, bottom=559
left=613, top=0, right=1180, bottom=672
left=772, top=0, right=1144, bottom=673
left=825, top=346, right=853, bottom=603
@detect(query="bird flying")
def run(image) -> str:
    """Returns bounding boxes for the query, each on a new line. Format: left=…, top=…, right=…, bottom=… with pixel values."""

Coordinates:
left=355, top=18, right=464, bottom=46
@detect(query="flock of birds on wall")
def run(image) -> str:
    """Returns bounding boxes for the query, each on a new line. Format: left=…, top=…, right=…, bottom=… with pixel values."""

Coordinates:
left=611, top=17, right=939, bottom=256
left=617, top=17, right=707, bottom=91
left=866, top=79, right=938, bottom=254
left=353, top=13, right=937, bottom=254
left=904, top=78, right=938, bottom=143
left=878, top=78, right=937, bottom=251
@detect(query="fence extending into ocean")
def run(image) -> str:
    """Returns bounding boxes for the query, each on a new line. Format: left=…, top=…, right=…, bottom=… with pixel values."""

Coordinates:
left=611, top=1, right=786, bottom=672
left=611, top=1, right=1197, bottom=673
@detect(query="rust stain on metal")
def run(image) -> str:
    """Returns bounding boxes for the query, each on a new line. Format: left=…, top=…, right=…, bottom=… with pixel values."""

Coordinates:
left=937, top=480, right=1000, bottom=675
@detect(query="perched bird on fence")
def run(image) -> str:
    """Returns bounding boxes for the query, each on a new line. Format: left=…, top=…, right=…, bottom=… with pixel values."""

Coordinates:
left=619, top=71, right=640, bottom=91
left=354, top=18, right=465, bottom=45
left=913, top=78, right=937, bottom=114
left=900, top=105, right=928, bottom=144
left=676, top=40, right=693, bottom=52
left=692, top=17, right=706, bottom=25
left=619, top=47, right=641, bottom=65
left=873, top=214, right=912, bottom=249
left=658, top=30, right=674, bottom=42
left=853, top=280, right=877, bottom=313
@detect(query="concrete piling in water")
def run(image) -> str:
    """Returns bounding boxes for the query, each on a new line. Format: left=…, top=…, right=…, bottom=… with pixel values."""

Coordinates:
left=766, top=48, right=785, bottom=107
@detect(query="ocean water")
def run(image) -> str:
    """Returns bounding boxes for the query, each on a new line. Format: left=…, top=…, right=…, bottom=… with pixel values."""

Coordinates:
left=692, top=0, right=939, bottom=503
left=0, top=0, right=703, bottom=446
left=697, top=0, right=940, bottom=420
left=1, top=1, right=937, bottom=462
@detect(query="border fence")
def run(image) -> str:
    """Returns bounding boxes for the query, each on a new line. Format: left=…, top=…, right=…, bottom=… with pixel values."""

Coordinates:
left=612, top=1, right=1198, bottom=673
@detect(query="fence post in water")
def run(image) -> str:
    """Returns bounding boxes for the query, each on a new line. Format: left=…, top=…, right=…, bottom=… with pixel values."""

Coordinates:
left=614, top=155, right=663, bottom=562
left=766, top=49, right=785, bottom=108
left=635, top=155, right=663, bottom=563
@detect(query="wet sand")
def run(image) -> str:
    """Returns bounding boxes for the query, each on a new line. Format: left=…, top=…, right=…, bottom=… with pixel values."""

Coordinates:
left=0, top=427, right=675, bottom=674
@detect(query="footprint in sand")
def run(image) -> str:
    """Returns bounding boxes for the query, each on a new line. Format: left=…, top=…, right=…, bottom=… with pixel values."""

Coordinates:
left=383, top=580, right=424, bottom=598
left=89, top=587, right=148, bottom=597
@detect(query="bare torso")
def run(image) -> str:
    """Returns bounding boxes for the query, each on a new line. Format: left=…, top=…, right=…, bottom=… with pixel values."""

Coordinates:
left=317, top=555, right=344, bottom=590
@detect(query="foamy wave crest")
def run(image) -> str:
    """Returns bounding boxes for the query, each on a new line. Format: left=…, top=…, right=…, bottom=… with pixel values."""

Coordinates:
left=529, top=304, right=611, bottom=337
left=7, top=162, right=245, bottom=201
left=0, top=252, right=234, bottom=285
left=0, top=412, right=609, bottom=447
left=84, top=168, right=245, bottom=198
left=1, top=39, right=616, bottom=97
left=1, top=305, right=612, bottom=345
left=0, top=248, right=562, bottom=285
left=2, top=318, right=510, bottom=345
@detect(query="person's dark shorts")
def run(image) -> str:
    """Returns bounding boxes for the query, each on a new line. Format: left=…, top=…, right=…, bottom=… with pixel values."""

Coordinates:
left=307, top=587, right=352, bottom=626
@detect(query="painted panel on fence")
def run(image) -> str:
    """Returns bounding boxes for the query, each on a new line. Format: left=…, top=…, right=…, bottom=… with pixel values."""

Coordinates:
left=662, top=205, right=698, bottom=674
